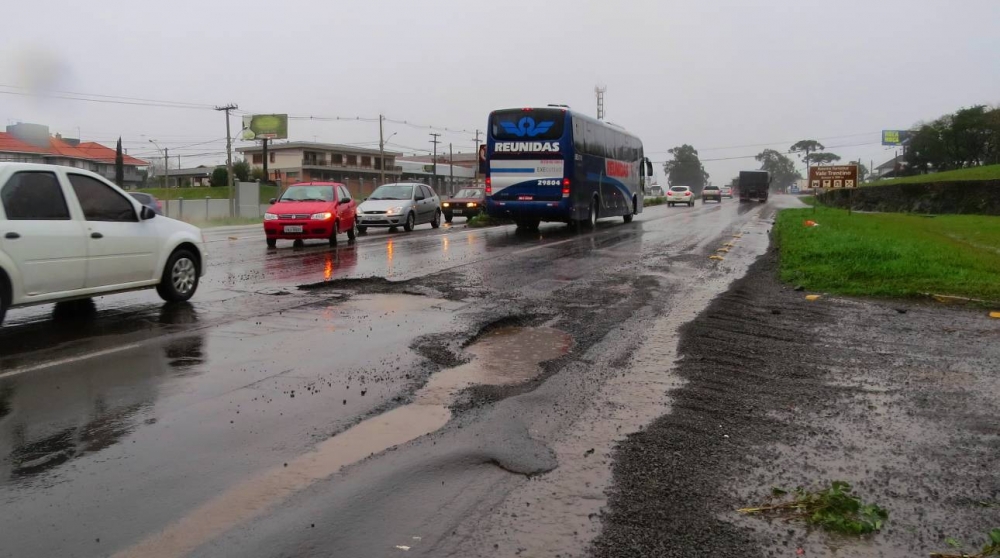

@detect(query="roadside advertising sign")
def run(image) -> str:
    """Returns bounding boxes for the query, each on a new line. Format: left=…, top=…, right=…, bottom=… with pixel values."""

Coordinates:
left=881, top=130, right=911, bottom=146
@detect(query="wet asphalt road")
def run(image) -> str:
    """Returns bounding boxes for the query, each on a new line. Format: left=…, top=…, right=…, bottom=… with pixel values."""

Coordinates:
left=0, top=198, right=803, bottom=557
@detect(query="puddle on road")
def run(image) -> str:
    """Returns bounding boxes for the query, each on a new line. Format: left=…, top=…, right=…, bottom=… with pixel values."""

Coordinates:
left=117, top=325, right=572, bottom=558
left=418, top=326, right=573, bottom=405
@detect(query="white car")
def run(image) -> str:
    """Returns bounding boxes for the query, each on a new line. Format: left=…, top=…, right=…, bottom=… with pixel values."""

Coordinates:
left=0, top=163, right=207, bottom=325
left=667, top=185, right=695, bottom=207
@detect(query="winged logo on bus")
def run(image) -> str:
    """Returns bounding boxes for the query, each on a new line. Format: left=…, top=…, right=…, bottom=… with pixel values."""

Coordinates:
left=500, top=117, right=555, bottom=138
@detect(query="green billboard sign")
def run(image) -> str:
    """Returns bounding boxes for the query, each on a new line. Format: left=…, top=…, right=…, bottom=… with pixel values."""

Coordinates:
left=242, top=114, right=288, bottom=140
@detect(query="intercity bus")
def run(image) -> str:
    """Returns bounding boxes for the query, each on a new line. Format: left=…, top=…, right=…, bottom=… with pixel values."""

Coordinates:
left=483, top=107, right=653, bottom=229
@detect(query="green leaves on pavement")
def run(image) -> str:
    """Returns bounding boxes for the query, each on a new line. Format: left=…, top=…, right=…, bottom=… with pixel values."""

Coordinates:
left=739, top=481, right=888, bottom=536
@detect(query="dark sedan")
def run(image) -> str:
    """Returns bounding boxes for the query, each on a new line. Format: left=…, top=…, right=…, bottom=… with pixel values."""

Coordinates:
left=441, top=187, right=486, bottom=222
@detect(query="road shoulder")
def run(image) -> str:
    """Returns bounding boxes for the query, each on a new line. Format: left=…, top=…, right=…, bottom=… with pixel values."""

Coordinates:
left=592, top=247, right=1000, bottom=558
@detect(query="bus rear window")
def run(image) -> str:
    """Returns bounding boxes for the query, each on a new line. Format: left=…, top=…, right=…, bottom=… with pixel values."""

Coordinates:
left=490, top=109, right=565, bottom=141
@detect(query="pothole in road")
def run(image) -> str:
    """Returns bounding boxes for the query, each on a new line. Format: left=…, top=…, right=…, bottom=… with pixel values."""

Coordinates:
left=117, top=325, right=573, bottom=558
left=418, top=326, right=573, bottom=405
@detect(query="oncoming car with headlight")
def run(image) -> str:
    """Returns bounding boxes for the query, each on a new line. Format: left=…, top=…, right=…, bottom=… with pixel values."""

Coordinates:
left=263, top=182, right=357, bottom=248
left=355, top=183, right=441, bottom=233
left=441, top=187, right=485, bottom=222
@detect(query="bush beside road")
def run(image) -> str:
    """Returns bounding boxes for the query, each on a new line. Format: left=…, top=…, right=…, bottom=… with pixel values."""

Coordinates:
left=775, top=206, right=1000, bottom=302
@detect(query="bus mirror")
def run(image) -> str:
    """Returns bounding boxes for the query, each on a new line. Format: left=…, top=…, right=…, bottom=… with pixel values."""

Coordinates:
left=644, top=160, right=654, bottom=177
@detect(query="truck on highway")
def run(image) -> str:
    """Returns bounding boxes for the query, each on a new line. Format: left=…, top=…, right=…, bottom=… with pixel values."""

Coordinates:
left=738, top=170, right=770, bottom=203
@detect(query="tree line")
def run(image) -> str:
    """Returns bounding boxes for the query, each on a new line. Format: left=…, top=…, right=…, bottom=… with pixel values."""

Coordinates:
left=662, top=139, right=853, bottom=193
left=904, top=105, right=1000, bottom=173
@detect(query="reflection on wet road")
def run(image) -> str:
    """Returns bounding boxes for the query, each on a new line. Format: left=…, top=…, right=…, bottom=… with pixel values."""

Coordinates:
left=0, top=199, right=801, bottom=557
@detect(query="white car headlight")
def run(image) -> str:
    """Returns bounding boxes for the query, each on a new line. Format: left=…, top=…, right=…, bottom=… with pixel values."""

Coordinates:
left=264, top=212, right=278, bottom=221
left=356, top=207, right=364, bottom=215
left=386, top=206, right=405, bottom=215
left=311, top=212, right=333, bottom=220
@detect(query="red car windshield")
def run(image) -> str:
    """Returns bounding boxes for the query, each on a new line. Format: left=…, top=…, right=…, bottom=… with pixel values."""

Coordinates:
left=280, top=186, right=334, bottom=202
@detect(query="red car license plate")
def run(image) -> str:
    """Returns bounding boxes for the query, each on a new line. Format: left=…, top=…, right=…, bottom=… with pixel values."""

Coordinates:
left=517, top=195, right=533, bottom=201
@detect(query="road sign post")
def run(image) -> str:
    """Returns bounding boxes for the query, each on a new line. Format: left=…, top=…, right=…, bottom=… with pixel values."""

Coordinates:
left=808, top=165, right=859, bottom=215
left=809, top=165, right=860, bottom=214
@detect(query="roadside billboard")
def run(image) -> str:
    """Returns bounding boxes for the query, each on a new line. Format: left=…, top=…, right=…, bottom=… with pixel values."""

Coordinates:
left=808, top=165, right=859, bottom=189
left=242, top=114, right=288, bottom=140
left=881, top=130, right=911, bottom=146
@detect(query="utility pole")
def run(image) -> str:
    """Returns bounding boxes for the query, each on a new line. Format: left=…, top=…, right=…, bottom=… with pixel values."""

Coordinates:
left=215, top=103, right=238, bottom=216
left=164, top=147, right=169, bottom=187
left=595, top=85, right=607, bottom=120
left=429, top=133, right=441, bottom=190
left=262, top=138, right=270, bottom=186
left=449, top=143, right=454, bottom=195
left=378, top=114, right=385, bottom=186
left=472, top=129, right=482, bottom=184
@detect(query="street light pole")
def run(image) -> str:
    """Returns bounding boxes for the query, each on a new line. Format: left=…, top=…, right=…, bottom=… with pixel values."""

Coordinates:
left=379, top=114, right=385, bottom=186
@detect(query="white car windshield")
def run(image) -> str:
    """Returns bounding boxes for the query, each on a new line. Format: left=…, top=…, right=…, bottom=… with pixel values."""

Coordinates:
left=453, top=188, right=483, bottom=198
left=670, top=187, right=689, bottom=192
left=370, top=185, right=414, bottom=200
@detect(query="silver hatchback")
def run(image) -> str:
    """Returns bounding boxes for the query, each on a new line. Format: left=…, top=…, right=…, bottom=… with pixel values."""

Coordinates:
left=355, top=183, right=442, bottom=233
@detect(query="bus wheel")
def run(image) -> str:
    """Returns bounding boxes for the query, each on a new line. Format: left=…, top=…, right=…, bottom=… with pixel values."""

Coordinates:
left=623, top=197, right=636, bottom=223
left=587, top=201, right=598, bottom=228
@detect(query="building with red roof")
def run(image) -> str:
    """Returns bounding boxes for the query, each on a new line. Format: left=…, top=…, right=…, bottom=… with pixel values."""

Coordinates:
left=0, top=123, right=149, bottom=187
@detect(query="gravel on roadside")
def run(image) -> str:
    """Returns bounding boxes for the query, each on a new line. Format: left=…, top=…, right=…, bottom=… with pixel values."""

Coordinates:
left=591, top=247, right=1000, bottom=558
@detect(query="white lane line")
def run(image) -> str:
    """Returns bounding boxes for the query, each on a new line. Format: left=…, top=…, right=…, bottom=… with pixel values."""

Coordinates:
left=512, top=236, right=584, bottom=255
left=0, top=343, right=143, bottom=380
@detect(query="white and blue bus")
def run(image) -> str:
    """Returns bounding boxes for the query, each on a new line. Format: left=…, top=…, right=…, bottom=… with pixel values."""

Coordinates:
left=483, top=106, right=653, bottom=229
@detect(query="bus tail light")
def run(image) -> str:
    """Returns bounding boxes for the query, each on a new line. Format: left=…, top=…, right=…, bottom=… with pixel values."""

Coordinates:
left=485, top=176, right=492, bottom=195
left=562, top=178, right=570, bottom=198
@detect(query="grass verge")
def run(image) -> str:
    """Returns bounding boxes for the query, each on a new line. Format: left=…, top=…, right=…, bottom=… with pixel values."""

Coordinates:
left=870, top=164, right=1000, bottom=187
left=774, top=206, right=1000, bottom=302
left=137, top=185, right=279, bottom=204
left=644, top=196, right=666, bottom=207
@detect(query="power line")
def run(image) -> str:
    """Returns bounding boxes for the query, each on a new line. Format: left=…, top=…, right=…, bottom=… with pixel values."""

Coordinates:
left=0, top=86, right=218, bottom=111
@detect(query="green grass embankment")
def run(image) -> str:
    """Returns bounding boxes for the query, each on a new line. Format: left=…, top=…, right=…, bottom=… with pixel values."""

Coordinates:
left=775, top=206, right=1000, bottom=302
left=137, top=185, right=279, bottom=205
left=871, top=165, right=1000, bottom=187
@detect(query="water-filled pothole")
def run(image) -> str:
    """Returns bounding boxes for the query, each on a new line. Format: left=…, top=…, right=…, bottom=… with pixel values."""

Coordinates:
left=118, top=325, right=572, bottom=558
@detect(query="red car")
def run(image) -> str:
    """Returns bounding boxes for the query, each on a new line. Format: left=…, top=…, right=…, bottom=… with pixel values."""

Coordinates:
left=263, top=182, right=357, bottom=248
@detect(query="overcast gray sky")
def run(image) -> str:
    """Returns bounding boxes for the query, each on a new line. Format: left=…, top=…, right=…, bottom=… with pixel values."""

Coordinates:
left=3, top=0, right=999, bottom=183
